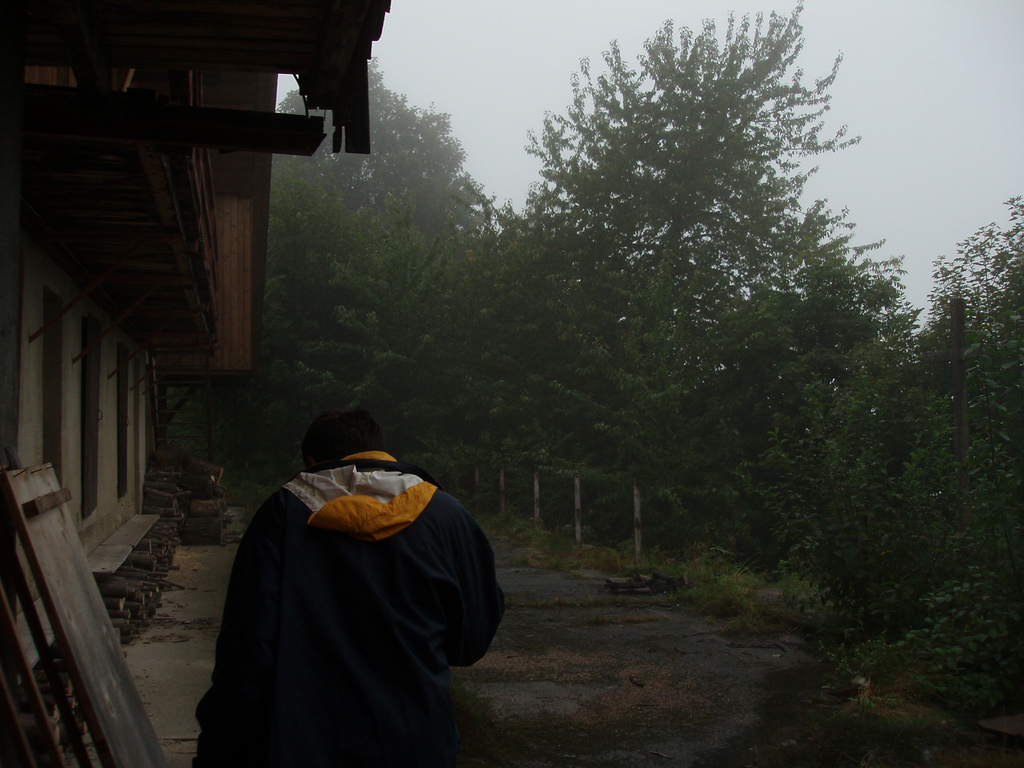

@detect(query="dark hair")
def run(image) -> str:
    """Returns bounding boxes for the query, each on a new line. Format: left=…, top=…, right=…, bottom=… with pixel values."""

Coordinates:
left=301, top=409, right=387, bottom=464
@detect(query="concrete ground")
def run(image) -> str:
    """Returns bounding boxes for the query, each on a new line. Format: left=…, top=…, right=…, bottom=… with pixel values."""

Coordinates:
left=119, top=524, right=976, bottom=767
left=124, top=531, right=240, bottom=768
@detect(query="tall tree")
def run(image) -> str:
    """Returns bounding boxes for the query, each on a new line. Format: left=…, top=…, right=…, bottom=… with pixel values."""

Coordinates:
left=527, top=4, right=856, bottom=322
left=483, top=4, right=911, bottom=545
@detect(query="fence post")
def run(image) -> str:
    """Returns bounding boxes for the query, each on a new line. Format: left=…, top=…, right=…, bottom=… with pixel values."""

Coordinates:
left=533, top=471, right=540, bottom=523
left=474, top=464, right=480, bottom=513
left=499, top=466, right=505, bottom=515
left=574, top=473, right=582, bottom=547
left=633, top=481, right=642, bottom=568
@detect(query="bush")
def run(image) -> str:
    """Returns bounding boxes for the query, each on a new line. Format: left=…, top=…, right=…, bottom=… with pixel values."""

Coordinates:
left=764, top=344, right=960, bottom=634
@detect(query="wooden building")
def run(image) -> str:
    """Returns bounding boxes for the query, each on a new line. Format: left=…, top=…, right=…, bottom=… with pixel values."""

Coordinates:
left=1, top=0, right=391, bottom=550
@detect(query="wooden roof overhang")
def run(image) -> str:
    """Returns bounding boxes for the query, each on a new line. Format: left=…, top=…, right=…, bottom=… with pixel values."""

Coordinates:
left=24, top=0, right=390, bottom=151
left=19, top=0, right=390, bottom=364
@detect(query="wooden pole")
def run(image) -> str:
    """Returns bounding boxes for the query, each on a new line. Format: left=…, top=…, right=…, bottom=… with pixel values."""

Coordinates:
left=924, top=297, right=972, bottom=530
left=499, top=466, right=505, bottom=515
left=949, top=298, right=970, bottom=522
left=633, top=482, right=642, bottom=568
left=533, top=471, right=540, bottom=523
left=574, top=473, right=582, bottom=547
left=474, top=464, right=480, bottom=514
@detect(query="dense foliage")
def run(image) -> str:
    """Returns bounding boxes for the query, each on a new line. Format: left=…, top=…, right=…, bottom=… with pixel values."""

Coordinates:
left=766, top=200, right=1024, bottom=706
left=215, top=7, right=1023, bottom=707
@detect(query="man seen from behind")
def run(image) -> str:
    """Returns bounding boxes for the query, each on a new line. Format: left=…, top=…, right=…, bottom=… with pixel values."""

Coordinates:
left=194, top=409, right=505, bottom=767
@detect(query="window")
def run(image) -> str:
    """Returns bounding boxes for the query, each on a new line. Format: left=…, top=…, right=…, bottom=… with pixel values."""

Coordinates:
left=42, top=288, right=63, bottom=481
left=117, top=343, right=128, bottom=498
left=80, top=315, right=100, bottom=518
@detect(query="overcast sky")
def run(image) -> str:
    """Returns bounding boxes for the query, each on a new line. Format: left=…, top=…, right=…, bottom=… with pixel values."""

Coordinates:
left=282, top=1, right=1023, bottom=313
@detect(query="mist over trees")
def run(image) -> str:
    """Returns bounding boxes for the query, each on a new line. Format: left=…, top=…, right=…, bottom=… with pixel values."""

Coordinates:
left=216, top=6, right=1022, bottom=707
left=276, top=62, right=484, bottom=239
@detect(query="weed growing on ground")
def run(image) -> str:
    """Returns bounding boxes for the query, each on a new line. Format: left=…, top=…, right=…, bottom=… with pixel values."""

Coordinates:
left=481, top=513, right=812, bottom=636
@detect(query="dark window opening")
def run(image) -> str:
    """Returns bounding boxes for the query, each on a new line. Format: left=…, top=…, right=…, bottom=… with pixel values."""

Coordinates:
left=42, top=288, right=63, bottom=482
left=80, top=316, right=101, bottom=518
left=117, top=343, right=128, bottom=498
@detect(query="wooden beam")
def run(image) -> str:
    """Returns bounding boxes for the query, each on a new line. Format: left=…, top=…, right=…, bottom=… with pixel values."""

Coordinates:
left=72, top=274, right=193, bottom=286
left=106, top=318, right=181, bottom=381
left=130, top=308, right=198, bottom=319
left=32, top=231, right=181, bottom=245
left=70, top=285, right=158, bottom=364
left=21, top=487, right=73, bottom=519
left=24, top=84, right=326, bottom=155
left=136, top=145, right=208, bottom=337
left=130, top=360, right=154, bottom=394
left=302, top=0, right=388, bottom=153
left=43, top=0, right=112, bottom=93
left=27, top=245, right=141, bottom=343
left=305, top=0, right=383, bottom=109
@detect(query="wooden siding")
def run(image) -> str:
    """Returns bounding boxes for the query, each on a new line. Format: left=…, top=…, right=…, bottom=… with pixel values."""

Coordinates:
left=176, top=195, right=257, bottom=377
left=217, top=195, right=254, bottom=373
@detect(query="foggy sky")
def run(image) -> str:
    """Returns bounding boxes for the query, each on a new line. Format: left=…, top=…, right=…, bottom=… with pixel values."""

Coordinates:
left=284, top=1, right=1024, bottom=314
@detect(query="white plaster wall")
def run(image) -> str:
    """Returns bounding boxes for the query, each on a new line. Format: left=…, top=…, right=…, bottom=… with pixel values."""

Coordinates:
left=17, top=239, right=80, bottom=514
left=18, top=234, right=150, bottom=554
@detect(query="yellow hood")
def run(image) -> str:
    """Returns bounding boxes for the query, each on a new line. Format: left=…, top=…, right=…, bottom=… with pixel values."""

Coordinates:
left=283, top=453, right=437, bottom=542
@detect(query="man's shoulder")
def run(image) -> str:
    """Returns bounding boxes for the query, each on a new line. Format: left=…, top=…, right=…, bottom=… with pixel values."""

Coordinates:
left=417, top=489, right=489, bottom=539
left=246, top=485, right=308, bottom=528
left=422, top=487, right=470, bottom=516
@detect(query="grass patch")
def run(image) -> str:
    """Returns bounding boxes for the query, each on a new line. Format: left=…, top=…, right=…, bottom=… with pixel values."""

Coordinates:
left=480, top=512, right=816, bottom=636
left=840, top=675, right=951, bottom=729
left=668, top=549, right=809, bottom=634
left=478, top=512, right=627, bottom=575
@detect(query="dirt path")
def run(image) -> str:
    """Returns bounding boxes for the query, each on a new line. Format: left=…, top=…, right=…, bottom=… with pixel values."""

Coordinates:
left=454, top=541, right=967, bottom=767
left=451, top=541, right=826, bottom=767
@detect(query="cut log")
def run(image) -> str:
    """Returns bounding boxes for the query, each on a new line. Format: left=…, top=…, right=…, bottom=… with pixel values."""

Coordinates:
left=190, top=498, right=224, bottom=518
left=143, top=487, right=177, bottom=505
left=186, top=459, right=225, bottom=483
left=127, top=553, right=157, bottom=571
left=178, top=474, right=216, bottom=499
left=143, top=480, right=179, bottom=494
left=95, top=580, right=135, bottom=599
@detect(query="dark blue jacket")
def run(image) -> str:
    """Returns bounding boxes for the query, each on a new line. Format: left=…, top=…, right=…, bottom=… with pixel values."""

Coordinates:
left=194, top=455, right=504, bottom=767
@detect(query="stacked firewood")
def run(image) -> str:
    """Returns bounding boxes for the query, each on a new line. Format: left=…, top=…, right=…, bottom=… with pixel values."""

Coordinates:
left=146, top=444, right=228, bottom=546
left=93, top=520, right=180, bottom=644
left=180, top=459, right=227, bottom=546
left=142, top=469, right=189, bottom=526
left=94, top=446, right=229, bottom=642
